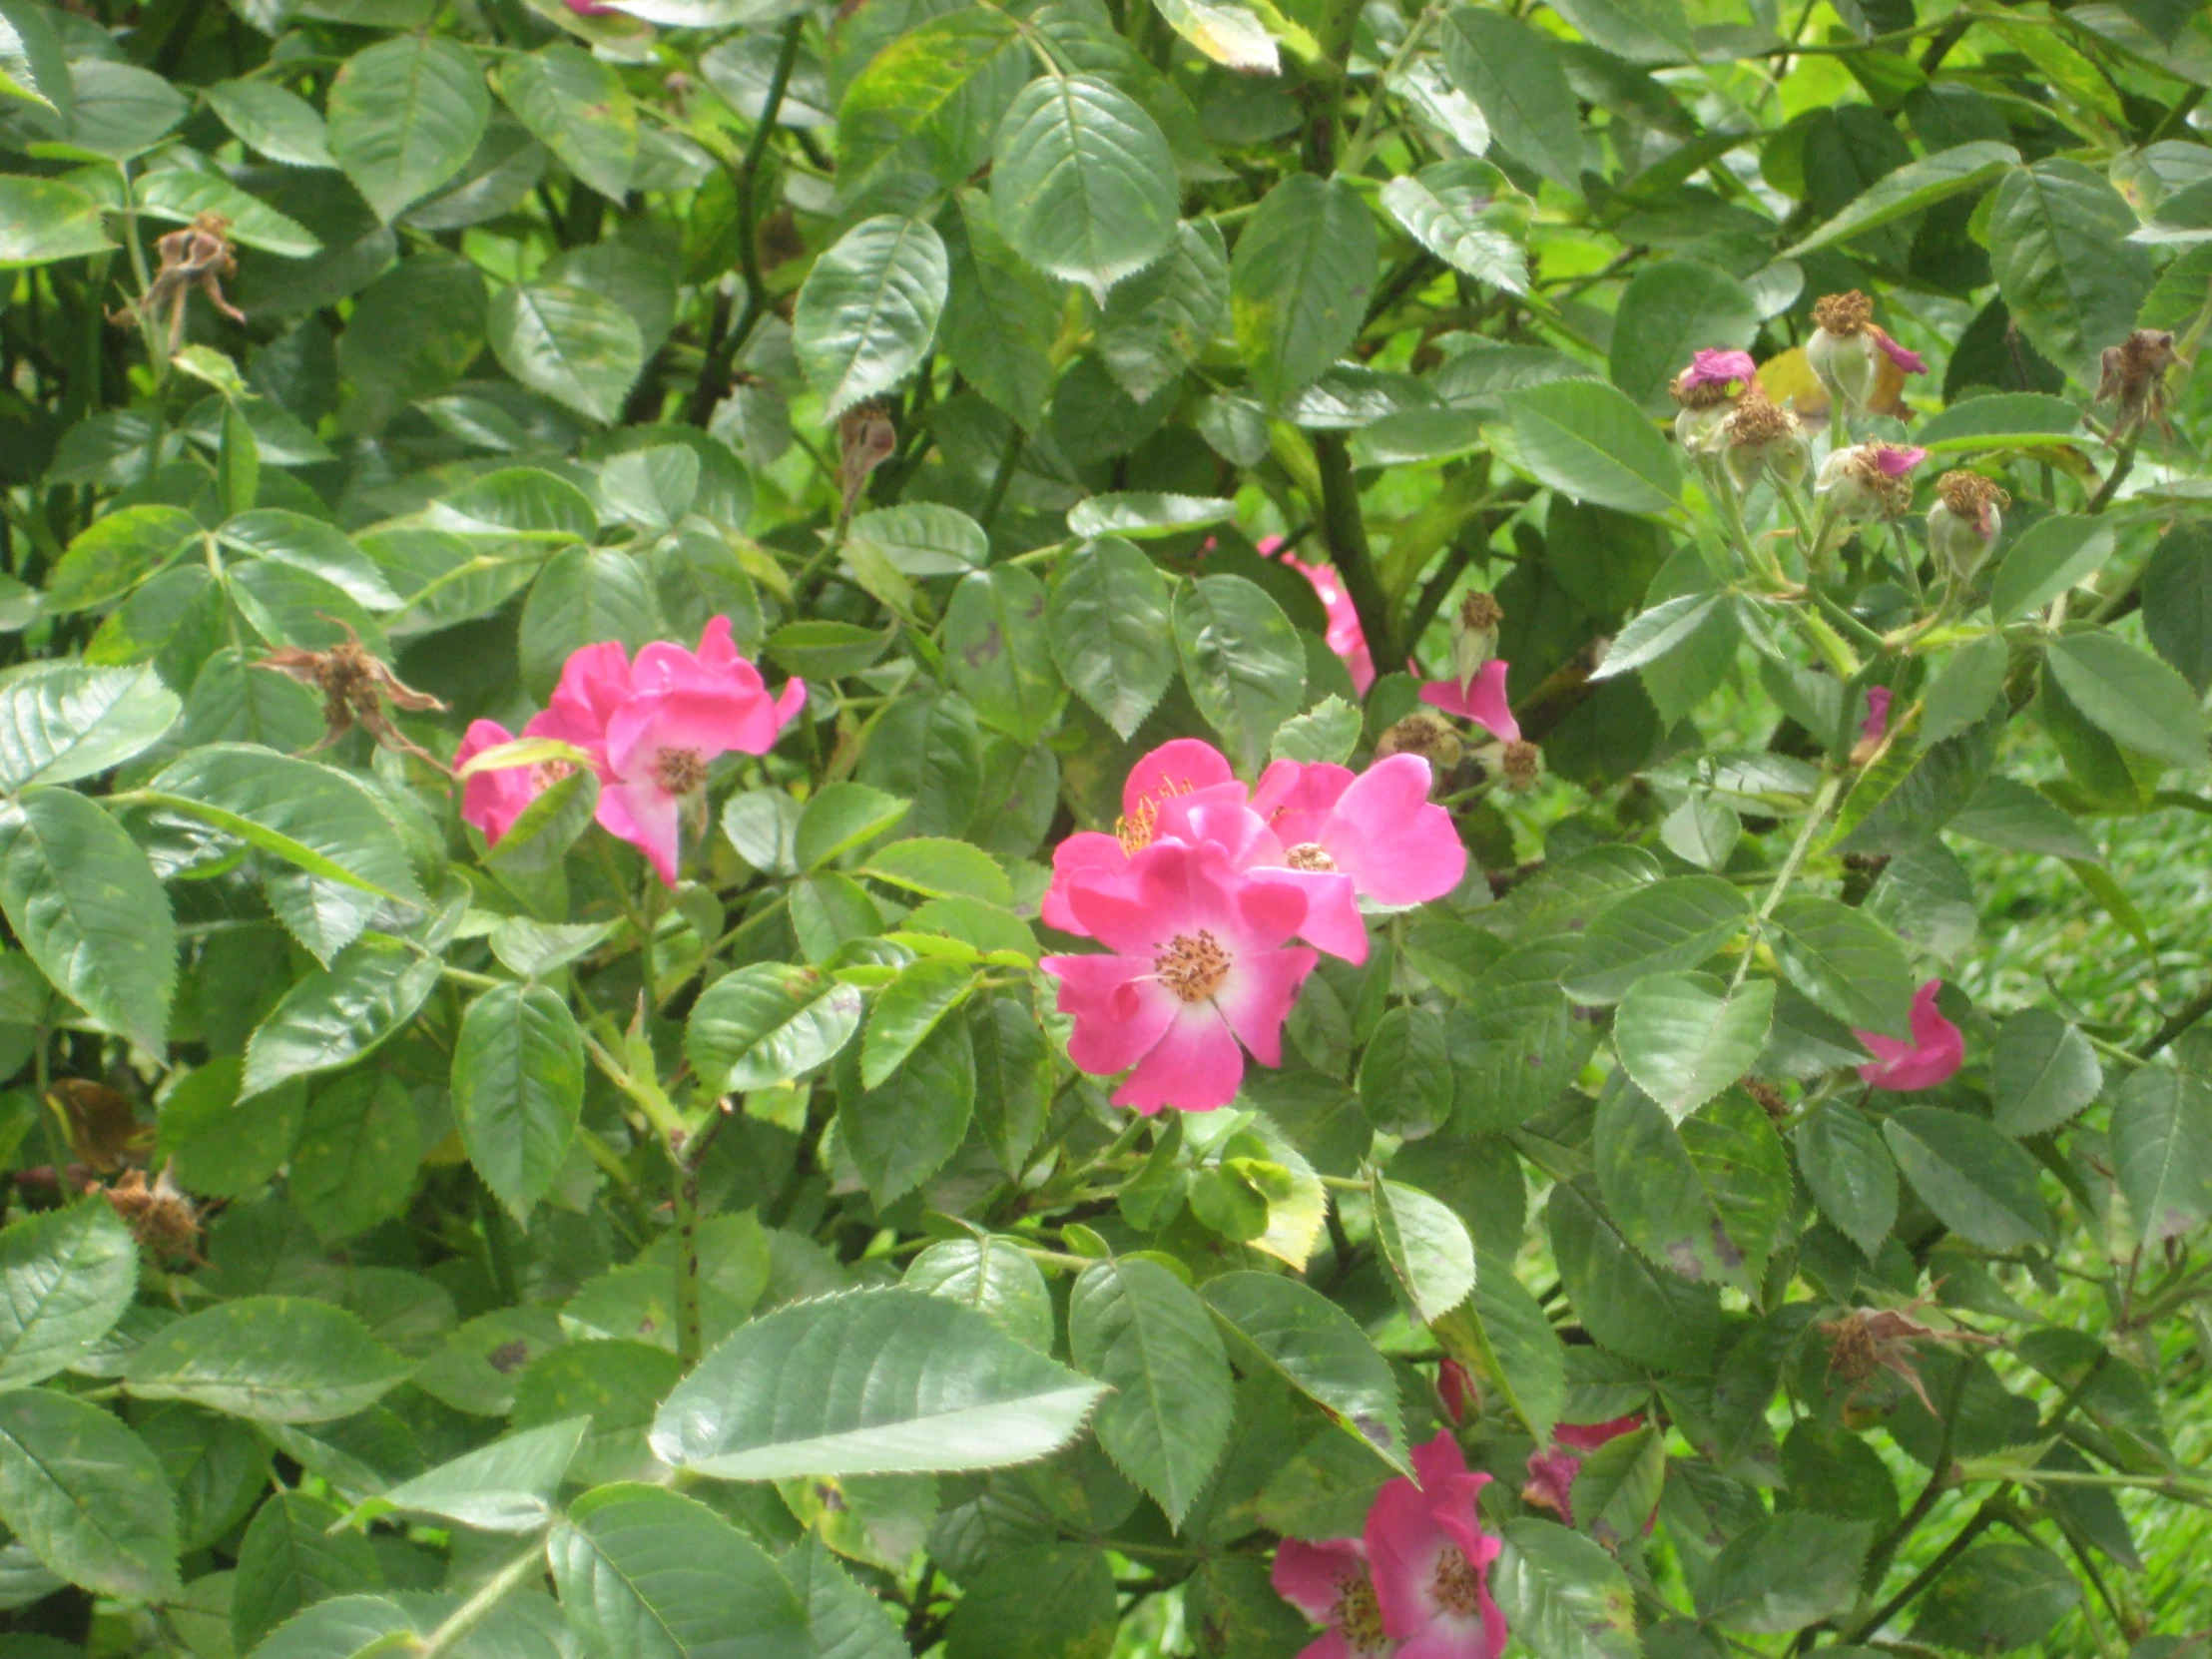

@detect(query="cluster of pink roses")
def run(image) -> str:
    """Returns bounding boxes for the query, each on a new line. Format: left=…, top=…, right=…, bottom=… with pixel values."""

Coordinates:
left=1039, top=738, right=1466, bottom=1113
left=1273, top=1432, right=1507, bottom=1659
left=456, top=617, right=805, bottom=886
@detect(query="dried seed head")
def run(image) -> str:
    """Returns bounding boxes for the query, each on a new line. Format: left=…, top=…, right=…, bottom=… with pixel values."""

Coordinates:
left=2096, top=328, right=2181, bottom=435
left=1500, top=740, right=1541, bottom=791
left=1376, top=711, right=1463, bottom=771
left=1459, top=591, right=1503, bottom=633
left=1936, top=470, right=2008, bottom=517
left=106, top=1163, right=201, bottom=1262
left=1812, top=290, right=1874, bottom=336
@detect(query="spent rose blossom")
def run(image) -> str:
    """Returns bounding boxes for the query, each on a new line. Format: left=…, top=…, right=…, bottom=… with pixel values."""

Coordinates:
left=1273, top=1538, right=1392, bottom=1659
left=1365, top=1433, right=1508, bottom=1659
left=1671, top=349, right=1760, bottom=456
left=1040, top=837, right=1318, bottom=1113
left=1807, top=290, right=1925, bottom=411
left=1856, top=979, right=1964, bottom=1091
left=1418, top=661, right=1519, bottom=743
left=1816, top=442, right=1927, bottom=520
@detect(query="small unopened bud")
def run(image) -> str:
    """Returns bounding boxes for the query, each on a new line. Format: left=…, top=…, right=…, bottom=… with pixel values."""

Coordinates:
left=1452, top=591, right=1502, bottom=684
left=1376, top=712, right=1463, bottom=773
left=1928, top=470, right=2008, bottom=581
left=1500, top=740, right=1541, bottom=791
left=1722, top=390, right=1808, bottom=491
left=1816, top=442, right=1926, bottom=521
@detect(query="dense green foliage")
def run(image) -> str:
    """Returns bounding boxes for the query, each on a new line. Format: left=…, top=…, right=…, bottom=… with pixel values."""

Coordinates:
left=3, top=0, right=2212, bottom=1656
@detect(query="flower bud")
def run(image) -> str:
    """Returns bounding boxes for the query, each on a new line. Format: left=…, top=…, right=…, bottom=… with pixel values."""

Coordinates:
left=1816, top=441, right=1926, bottom=521
left=1928, top=470, right=2008, bottom=582
left=1722, top=389, right=1808, bottom=491
left=1807, top=291, right=1881, bottom=412
left=1451, top=590, right=1502, bottom=685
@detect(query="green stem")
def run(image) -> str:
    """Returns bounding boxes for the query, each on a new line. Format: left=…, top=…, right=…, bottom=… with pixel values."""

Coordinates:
left=414, top=1544, right=547, bottom=1659
left=672, top=1158, right=705, bottom=1370
left=1338, top=2, right=1438, bottom=176
left=1731, top=771, right=1842, bottom=991
left=1312, top=432, right=1401, bottom=673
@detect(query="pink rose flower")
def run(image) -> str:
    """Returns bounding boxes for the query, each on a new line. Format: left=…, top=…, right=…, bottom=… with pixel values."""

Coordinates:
left=1872, top=327, right=1928, bottom=375
left=1262, top=538, right=1378, bottom=694
left=1273, top=1538, right=1391, bottom=1659
left=1861, top=685, right=1893, bottom=742
left=1041, top=738, right=1247, bottom=934
left=454, top=720, right=546, bottom=846
left=1520, top=1415, right=1646, bottom=1525
left=1418, top=661, right=1519, bottom=744
left=1678, top=348, right=1759, bottom=392
left=1252, top=756, right=1467, bottom=911
left=1040, top=837, right=1318, bottom=1113
left=1366, top=1432, right=1508, bottom=1659
left=1855, top=978, right=1964, bottom=1091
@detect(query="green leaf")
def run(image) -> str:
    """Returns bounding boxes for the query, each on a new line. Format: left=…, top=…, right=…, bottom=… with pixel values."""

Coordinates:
left=1547, top=1177, right=1719, bottom=1370
left=941, top=190, right=1061, bottom=427
left=1794, top=1100, right=1897, bottom=1258
left=1547, top=0, right=1693, bottom=63
left=1202, top=1271, right=1406, bottom=1471
left=1614, top=972, right=1775, bottom=1123
left=325, top=36, right=490, bottom=222
left=150, top=744, right=427, bottom=965
left=831, top=9, right=1027, bottom=195
left=1070, top=1258, right=1233, bottom=1526
left=863, top=837, right=1012, bottom=903
left=1990, top=516, right=2114, bottom=621
left=1701, top=1513, right=1870, bottom=1633
left=249, top=1595, right=415, bottom=1659
left=1439, top=9, right=1582, bottom=192
left=207, top=78, right=335, bottom=169
left=847, top=503, right=988, bottom=578
left=1505, top=379, right=1682, bottom=513
left=290, top=1070, right=420, bottom=1245
left=991, top=74, right=1178, bottom=300
left=1917, top=392, right=2086, bottom=453
left=1911, top=1542, right=2081, bottom=1653
left=1785, top=141, right=2020, bottom=257
left=489, top=281, right=645, bottom=424
left=1562, top=875, right=1749, bottom=1002
left=242, top=933, right=443, bottom=1098
left=1150, top=0, right=1278, bottom=71
left=796, top=781, right=911, bottom=869
left=1272, top=694, right=1363, bottom=766
left=428, top=466, right=598, bottom=544
left=0, top=664, right=179, bottom=790
left=562, top=1214, right=769, bottom=1354
left=1593, top=1081, right=1741, bottom=1288
left=1447, top=939, right=1597, bottom=1132
left=1229, top=173, right=1379, bottom=407
left=0, top=788, right=175, bottom=1051
left=1770, top=894, right=1915, bottom=1037
left=2143, top=520, right=2212, bottom=693
left=688, top=962, right=863, bottom=1091
left=793, top=214, right=948, bottom=420
left=1172, top=574, right=1306, bottom=772
left=904, top=1235, right=1055, bottom=1352
left=944, top=565, right=1065, bottom=746
left=1883, top=1107, right=2056, bottom=1250
left=221, top=510, right=399, bottom=611
left=1381, top=159, right=1530, bottom=296
left=1990, top=1008, right=2102, bottom=1136
left=45, top=504, right=199, bottom=614
left=1099, top=219, right=1230, bottom=403
left=1988, top=160, right=2153, bottom=384
left=0, top=1387, right=178, bottom=1600
left=1067, top=492, right=1236, bottom=540
left=1370, top=1173, right=1476, bottom=1321
left=0, top=177, right=113, bottom=267
left=1608, top=260, right=1758, bottom=413
left=2109, top=1060, right=2212, bottom=1246
left=1680, top=1089, right=1793, bottom=1284
left=552, top=1483, right=810, bottom=1659
left=126, top=1296, right=412, bottom=1423
left=1589, top=594, right=1721, bottom=683
left=1466, top=1253, right=1566, bottom=1442
left=971, top=993, right=1052, bottom=1175
left=495, top=44, right=635, bottom=200
left=231, top=1491, right=381, bottom=1654
left=840, top=1003, right=975, bottom=1204
left=0, top=1201, right=139, bottom=1387
left=1923, top=635, right=2011, bottom=745
left=356, top=1418, right=583, bottom=1533
left=519, top=547, right=660, bottom=700
left=651, top=1287, right=1106, bottom=1478
left=1356, top=1003, right=1454, bottom=1139
left=1048, top=537, right=1177, bottom=739
left=1490, top=1519, right=1640, bottom=1659
left=2043, top=632, right=2207, bottom=770
left=453, top=982, right=585, bottom=1223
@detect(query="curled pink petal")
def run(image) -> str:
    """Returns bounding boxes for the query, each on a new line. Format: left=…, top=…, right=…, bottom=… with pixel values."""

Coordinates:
left=1872, top=327, right=1928, bottom=375
left=1555, top=1415, right=1643, bottom=1450
left=1681, top=348, right=1759, bottom=390
left=1418, top=661, right=1519, bottom=744
left=1862, top=685, right=1893, bottom=741
left=1855, top=978, right=1964, bottom=1091
left=454, top=720, right=542, bottom=845
left=1872, top=443, right=1928, bottom=479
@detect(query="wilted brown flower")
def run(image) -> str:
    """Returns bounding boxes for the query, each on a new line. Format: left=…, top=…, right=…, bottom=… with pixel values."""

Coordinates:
left=1811, top=290, right=1873, bottom=336
left=113, top=213, right=245, bottom=350
left=261, top=621, right=447, bottom=765
left=1820, top=1301, right=1997, bottom=1413
left=2095, top=328, right=2181, bottom=437
left=1500, top=740, right=1541, bottom=791
left=837, top=402, right=897, bottom=516
left=105, top=1162, right=202, bottom=1262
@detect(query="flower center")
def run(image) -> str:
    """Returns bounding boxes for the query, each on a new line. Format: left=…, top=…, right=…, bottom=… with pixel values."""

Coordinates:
left=530, top=760, right=574, bottom=790
left=1285, top=841, right=1337, bottom=872
left=1432, top=1545, right=1488, bottom=1617
left=1334, top=1575, right=1386, bottom=1654
left=655, top=747, right=707, bottom=795
left=1154, top=930, right=1230, bottom=1002
left=1114, top=776, right=1198, bottom=854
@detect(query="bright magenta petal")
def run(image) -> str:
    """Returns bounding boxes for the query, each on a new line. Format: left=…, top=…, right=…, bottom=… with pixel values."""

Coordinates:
left=1215, top=945, right=1320, bottom=1066
left=1043, top=832, right=1131, bottom=934
left=1253, top=760, right=1356, bottom=846
left=1365, top=1478, right=1449, bottom=1641
left=1324, top=756, right=1465, bottom=906
left=1115, top=1004, right=1245, bottom=1112
left=454, top=720, right=539, bottom=845
left=1855, top=978, right=1962, bottom=1090
left=1272, top=869, right=1367, bottom=962
left=1123, top=739, right=1237, bottom=821
left=598, top=773, right=684, bottom=886
left=1047, top=954, right=1179, bottom=1076
left=1418, top=661, right=1519, bottom=743
left=1272, top=1538, right=1366, bottom=1624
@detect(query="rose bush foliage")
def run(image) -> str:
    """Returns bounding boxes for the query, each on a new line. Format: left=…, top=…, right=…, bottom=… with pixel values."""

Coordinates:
left=1, top=0, right=2212, bottom=1656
